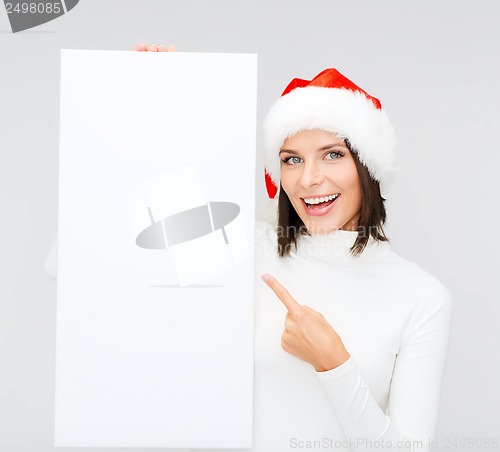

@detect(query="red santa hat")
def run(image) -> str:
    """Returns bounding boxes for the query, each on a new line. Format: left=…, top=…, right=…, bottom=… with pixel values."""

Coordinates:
left=263, top=68, right=397, bottom=199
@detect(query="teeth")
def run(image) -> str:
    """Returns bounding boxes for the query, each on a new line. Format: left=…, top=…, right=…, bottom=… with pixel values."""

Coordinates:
left=304, top=194, right=338, bottom=205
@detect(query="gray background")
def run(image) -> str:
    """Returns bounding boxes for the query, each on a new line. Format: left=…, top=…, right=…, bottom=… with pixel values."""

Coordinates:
left=1, top=1, right=499, bottom=451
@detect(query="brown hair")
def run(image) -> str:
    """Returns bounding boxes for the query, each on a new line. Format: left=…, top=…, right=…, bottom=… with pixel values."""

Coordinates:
left=277, top=139, right=389, bottom=257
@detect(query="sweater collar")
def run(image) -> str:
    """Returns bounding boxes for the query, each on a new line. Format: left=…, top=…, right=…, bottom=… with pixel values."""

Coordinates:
left=290, top=229, right=390, bottom=265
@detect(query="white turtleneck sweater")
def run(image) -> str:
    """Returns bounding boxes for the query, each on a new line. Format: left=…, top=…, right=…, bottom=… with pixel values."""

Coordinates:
left=229, top=220, right=452, bottom=452
left=47, top=219, right=452, bottom=451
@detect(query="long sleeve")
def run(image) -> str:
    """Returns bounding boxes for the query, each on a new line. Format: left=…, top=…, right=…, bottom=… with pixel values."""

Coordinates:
left=316, top=275, right=453, bottom=452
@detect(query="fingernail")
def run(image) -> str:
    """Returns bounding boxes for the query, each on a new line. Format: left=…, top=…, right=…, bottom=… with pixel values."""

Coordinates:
left=261, top=273, right=270, bottom=282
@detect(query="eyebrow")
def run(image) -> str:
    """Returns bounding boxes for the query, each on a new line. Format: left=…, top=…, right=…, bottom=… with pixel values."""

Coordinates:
left=279, top=143, right=346, bottom=156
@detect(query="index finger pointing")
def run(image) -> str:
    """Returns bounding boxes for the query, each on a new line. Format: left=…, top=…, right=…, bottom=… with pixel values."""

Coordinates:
left=261, top=273, right=302, bottom=313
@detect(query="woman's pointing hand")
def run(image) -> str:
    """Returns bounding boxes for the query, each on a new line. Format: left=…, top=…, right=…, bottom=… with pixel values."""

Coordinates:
left=261, top=273, right=351, bottom=372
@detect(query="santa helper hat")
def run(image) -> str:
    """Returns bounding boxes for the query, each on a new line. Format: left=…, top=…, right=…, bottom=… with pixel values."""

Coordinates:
left=263, top=68, right=397, bottom=199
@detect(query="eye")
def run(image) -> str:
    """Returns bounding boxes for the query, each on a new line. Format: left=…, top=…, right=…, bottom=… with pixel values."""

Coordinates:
left=325, top=151, right=344, bottom=160
left=281, top=156, right=303, bottom=165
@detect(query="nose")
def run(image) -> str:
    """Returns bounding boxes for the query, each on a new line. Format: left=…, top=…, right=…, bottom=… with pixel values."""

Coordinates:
left=299, top=160, right=325, bottom=189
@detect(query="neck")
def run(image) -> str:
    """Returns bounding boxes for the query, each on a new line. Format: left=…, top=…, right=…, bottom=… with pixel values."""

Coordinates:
left=291, top=228, right=389, bottom=265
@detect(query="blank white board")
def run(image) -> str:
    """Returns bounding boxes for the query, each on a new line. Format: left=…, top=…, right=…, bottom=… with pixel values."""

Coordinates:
left=55, top=50, right=257, bottom=448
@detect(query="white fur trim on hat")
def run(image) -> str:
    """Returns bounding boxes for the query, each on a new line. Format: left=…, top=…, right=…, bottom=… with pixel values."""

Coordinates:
left=263, top=86, right=398, bottom=197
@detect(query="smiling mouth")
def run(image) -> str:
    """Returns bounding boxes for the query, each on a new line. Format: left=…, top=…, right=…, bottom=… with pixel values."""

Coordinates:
left=303, top=193, right=340, bottom=210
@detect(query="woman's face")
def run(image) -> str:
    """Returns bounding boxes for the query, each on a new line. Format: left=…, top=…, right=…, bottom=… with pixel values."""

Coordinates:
left=279, top=129, right=362, bottom=234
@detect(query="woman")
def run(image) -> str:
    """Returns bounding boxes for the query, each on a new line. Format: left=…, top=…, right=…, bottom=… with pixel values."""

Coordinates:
left=251, top=66, right=452, bottom=452
left=48, top=44, right=453, bottom=451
